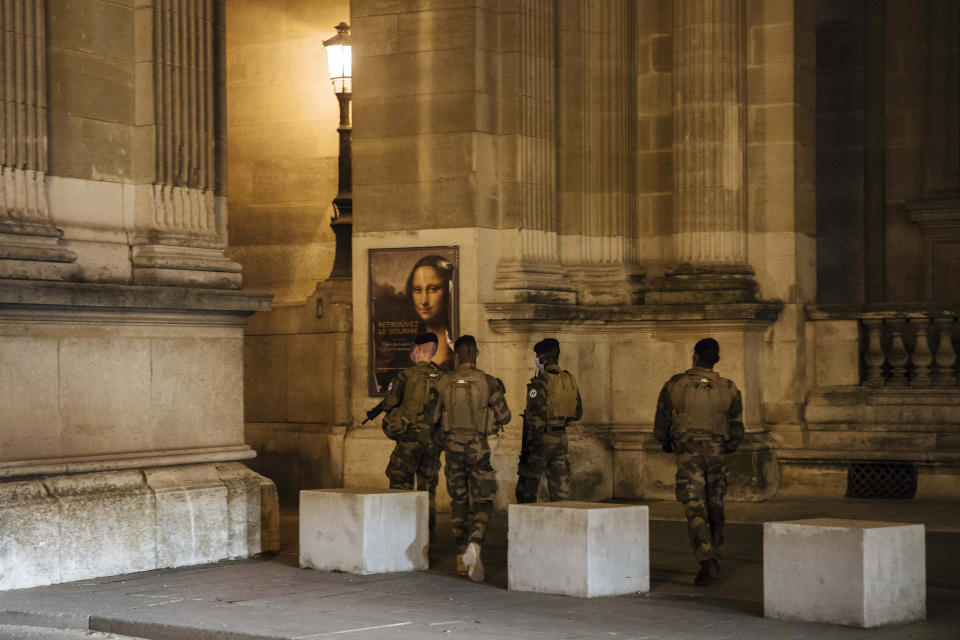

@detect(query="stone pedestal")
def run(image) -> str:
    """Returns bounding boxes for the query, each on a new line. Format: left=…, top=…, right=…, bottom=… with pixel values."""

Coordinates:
left=0, top=463, right=276, bottom=591
left=299, top=489, right=428, bottom=575
left=508, top=502, right=649, bottom=597
left=0, top=280, right=278, bottom=591
left=764, top=518, right=926, bottom=627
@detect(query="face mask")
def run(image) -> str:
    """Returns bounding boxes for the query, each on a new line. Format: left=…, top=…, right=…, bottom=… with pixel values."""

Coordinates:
left=534, top=356, right=544, bottom=372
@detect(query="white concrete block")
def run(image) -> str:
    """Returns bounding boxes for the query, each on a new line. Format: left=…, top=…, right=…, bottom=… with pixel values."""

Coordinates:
left=764, top=518, right=925, bottom=628
left=299, top=489, right=428, bottom=575
left=508, top=502, right=649, bottom=598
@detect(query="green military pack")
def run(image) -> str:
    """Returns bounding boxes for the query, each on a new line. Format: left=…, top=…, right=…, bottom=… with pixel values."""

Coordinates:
left=542, top=370, right=579, bottom=420
left=383, top=365, right=439, bottom=440
left=440, top=369, right=499, bottom=436
left=667, top=369, right=736, bottom=439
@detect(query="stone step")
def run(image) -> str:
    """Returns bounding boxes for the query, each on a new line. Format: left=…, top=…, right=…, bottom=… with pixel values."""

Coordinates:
left=803, top=427, right=960, bottom=453
left=806, top=421, right=959, bottom=432
left=777, top=448, right=960, bottom=463
left=805, top=430, right=938, bottom=452
left=805, top=402, right=960, bottom=426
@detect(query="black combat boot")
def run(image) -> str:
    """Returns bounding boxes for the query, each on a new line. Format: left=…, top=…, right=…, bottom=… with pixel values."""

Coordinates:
left=694, top=559, right=719, bottom=586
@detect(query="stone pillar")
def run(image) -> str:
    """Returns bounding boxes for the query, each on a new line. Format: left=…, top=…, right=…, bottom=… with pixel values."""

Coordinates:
left=0, top=0, right=79, bottom=281
left=564, top=0, right=644, bottom=304
left=495, top=0, right=574, bottom=303
left=648, top=0, right=757, bottom=304
left=132, top=0, right=241, bottom=289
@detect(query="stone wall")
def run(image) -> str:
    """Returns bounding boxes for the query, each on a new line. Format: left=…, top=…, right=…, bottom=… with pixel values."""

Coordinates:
left=815, top=0, right=960, bottom=305
left=225, top=1, right=352, bottom=501
left=225, top=0, right=346, bottom=304
left=243, top=281, right=352, bottom=502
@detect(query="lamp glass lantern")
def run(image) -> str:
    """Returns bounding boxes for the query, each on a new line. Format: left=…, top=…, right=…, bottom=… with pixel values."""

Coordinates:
left=323, top=22, right=352, bottom=94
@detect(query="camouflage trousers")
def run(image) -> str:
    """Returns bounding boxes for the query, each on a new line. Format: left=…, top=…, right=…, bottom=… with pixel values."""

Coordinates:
left=386, top=426, right=442, bottom=536
left=674, top=435, right=728, bottom=562
left=443, top=434, right=498, bottom=553
left=515, top=429, right=570, bottom=503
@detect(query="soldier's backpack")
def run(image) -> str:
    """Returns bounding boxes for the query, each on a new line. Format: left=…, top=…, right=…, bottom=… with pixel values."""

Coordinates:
left=542, top=370, right=579, bottom=421
left=441, top=369, right=499, bottom=436
left=398, top=366, right=439, bottom=424
left=667, top=369, right=735, bottom=439
left=382, top=366, right=439, bottom=440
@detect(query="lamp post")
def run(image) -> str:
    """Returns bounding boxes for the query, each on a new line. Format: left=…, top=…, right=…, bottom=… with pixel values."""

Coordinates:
left=323, top=22, right=352, bottom=280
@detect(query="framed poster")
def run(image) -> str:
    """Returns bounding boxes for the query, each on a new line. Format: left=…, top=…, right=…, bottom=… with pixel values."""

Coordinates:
left=368, top=246, right=459, bottom=395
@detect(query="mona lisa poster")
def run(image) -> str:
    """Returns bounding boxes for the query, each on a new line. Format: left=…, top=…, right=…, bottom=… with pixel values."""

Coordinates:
left=368, top=246, right=459, bottom=395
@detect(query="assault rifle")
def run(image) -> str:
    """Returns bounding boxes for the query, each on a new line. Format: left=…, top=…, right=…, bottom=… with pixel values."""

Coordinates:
left=361, top=400, right=386, bottom=425
left=517, top=411, right=531, bottom=467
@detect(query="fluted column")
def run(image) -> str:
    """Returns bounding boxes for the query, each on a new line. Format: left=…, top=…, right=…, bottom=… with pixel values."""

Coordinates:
left=0, top=0, right=78, bottom=281
left=649, top=0, right=756, bottom=304
left=495, top=0, right=573, bottom=303
left=572, top=0, right=643, bottom=304
left=133, top=0, right=240, bottom=289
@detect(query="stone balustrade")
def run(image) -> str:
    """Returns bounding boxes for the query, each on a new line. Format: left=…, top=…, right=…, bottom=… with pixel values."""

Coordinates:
left=807, top=305, right=959, bottom=387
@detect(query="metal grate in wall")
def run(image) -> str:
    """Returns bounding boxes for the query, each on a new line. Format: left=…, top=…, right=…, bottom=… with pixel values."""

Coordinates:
left=846, top=462, right=917, bottom=499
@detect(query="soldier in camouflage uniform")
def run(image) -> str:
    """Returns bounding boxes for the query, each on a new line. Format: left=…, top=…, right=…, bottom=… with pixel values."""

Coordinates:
left=654, top=338, right=744, bottom=586
left=515, top=338, right=582, bottom=503
left=381, top=333, right=443, bottom=540
left=429, top=335, right=511, bottom=582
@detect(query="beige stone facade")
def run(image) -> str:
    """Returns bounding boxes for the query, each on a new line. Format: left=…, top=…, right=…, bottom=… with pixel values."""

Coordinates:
left=239, top=0, right=959, bottom=508
left=1, top=0, right=277, bottom=591
left=2, top=0, right=957, bottom=591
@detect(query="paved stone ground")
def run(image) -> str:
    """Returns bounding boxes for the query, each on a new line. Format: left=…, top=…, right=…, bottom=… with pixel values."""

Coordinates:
left=0, top=498, right=957, bottom=639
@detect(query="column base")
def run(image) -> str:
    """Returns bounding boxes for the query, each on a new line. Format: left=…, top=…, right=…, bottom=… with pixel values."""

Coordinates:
left=0, top=221, right=81, bottom=282
left=569, top=264, right=645, bottom=305
left=133, top=244, right=242, bottom=289
left=645, top=263, right=758, bottom=304
left=0, top=462, right=278, bottom=591
left=494, top=259, right=577, bottom=303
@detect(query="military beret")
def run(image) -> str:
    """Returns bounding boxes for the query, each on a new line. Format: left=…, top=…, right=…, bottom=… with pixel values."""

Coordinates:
left=454, top=334, right=477, bottom=350
left=694, top=338, right=719, bottom=354
left=694, top=338, right=720, bottom=364
left=534, top=338, right=560, bottom=354
left=413, top=332, right=438, bottom=346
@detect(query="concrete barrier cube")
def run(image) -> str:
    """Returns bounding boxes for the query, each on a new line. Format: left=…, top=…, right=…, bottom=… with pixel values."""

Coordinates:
left=508, top=501, right=648, bottom=597
left=764, top=518, right=925, bottom=627
left=299, top=489, right=428, bottom=575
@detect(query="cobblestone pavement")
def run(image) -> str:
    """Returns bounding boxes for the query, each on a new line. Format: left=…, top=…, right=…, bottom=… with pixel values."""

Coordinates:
left=0, top=499, right=957, bottom=639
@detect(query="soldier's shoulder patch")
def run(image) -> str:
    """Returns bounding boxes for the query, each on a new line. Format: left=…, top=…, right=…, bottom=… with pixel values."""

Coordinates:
left=528, top=388, right=537, bottom=399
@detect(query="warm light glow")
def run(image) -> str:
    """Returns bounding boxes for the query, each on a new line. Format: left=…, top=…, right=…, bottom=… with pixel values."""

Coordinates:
left=323, top=23, right=352, bottom=94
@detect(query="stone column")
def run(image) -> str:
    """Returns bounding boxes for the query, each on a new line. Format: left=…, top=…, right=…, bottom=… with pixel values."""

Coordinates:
left=495, top=0, right=574, bottom=303
left=566, top=0, right=644, bottom=304
left=0, top=0, right=79, bottom=281
left=648, top=0, right=757, bottom=304
left=132, top=0, right=240, bottom=289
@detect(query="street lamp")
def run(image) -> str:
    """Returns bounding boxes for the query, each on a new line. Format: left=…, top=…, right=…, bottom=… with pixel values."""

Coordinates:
left=323, top=22, right=352, bottom=280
